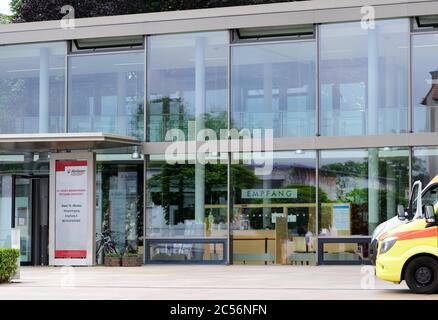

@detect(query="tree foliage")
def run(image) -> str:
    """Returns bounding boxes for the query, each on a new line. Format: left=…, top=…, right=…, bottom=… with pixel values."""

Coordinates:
left=10, top=0, right=307, bottom=23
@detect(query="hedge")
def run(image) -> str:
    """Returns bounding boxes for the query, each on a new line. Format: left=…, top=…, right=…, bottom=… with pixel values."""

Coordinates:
left=0, top=248, right=20, bottom=283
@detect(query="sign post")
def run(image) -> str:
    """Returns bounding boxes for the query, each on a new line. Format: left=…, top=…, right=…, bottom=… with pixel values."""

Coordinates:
left=49, top=152, right=95, bottom=266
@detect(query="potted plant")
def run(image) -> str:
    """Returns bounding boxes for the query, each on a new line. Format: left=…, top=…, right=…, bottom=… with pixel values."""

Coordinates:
left=122, top=252, right=142, bottom=267
left=104, top=252, right=122, bottom=267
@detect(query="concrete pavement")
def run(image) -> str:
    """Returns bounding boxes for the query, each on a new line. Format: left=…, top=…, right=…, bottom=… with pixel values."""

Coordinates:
left=0, top=265, right=437, bottom=300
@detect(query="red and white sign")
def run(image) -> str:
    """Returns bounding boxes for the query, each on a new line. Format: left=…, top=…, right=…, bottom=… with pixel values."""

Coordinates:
left=55, top=160, right=88, bottom=259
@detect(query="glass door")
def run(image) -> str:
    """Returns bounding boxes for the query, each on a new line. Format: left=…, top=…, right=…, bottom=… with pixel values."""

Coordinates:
left=14, top=177, right=32, bottom=264
left=0, top=176, right=13, bottom=248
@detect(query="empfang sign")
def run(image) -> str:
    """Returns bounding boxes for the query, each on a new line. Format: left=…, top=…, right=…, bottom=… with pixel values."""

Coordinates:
left=242, top=189, right=298, bottom=199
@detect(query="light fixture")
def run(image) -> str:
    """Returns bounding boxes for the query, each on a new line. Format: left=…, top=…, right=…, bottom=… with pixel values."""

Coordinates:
left=295, top=149, right=304, bottom=155
left=131, top=146, right=141, bottom=160
left=383, top=147, right=391, bottom=151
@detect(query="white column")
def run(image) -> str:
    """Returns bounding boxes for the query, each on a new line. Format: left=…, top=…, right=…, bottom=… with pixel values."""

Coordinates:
left=368, top=27, right=380, bottom=234
left=195, top=37, right=206, bottom=230
left=117, top=72, right=127, bottom=135
left=39, top=47, right=50, bottom=133
left=262, top=63, right=273, bottom=227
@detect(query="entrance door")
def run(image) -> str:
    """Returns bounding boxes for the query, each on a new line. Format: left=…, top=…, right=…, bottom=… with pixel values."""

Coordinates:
left=13, top=176, right=49, bottom=266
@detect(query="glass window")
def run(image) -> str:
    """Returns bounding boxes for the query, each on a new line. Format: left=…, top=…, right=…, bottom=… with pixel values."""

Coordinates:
left=232, top=41, right=315, bottom=138
left=412, top=33, right=438, bottom=132
left=68, top=52, right=145, bottom=139
left=0, top=42, right=66, bottom=134
left=146, top=154, right=228, bottom=238
left=231, top=151, right=317, bottom=265
left=320, top=19, right=409, bottom=136
left=147, top=32, right=228, bottom=142
left=319, top=148, right=409, bottom=237
left=95, top=161, right=144, bottom=263
left=412, top=147, right=438, bottom=186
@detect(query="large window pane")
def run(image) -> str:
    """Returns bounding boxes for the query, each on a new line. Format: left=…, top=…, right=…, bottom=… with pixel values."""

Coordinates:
left=412, top=33, right=438, bottom=132
left=147, top=32, right=228, bottom=142
left=319, top=148, right=409, bottom=237
left=146, top=154, right=228, bottom=238
left=68, top=52, right=144, bottom=139
left=231, top=151, right=317, bottom=265
left=320, top=20, right=409, bottom=136
left=412, top=147, right=438, bottom=186
left=0, top=42, right=66, bottom=133
left=232, top=41, right=315, bottom=138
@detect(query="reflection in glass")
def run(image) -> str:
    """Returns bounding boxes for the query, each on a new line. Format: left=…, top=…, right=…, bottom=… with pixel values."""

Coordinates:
left=14, top=178, right=32, bottom=263
left=412, top=147, right=438, bottom=186
left=412, top=33, right=438, bottom=132
left=149, top=242, right=224, bottom=262
left=147, top=32, right=228, bottom=142
left=232, top=41, right=315, bottom=137
left=319, top=148, right=409, bottom=237
left=0, top=42, right=66, bottom=134
left=319, top=19, right=409, bottom=136
left=0, top=176, right=12, bottom=249
left=231, top=151, right=317, bottom=265
left=68, top=52, right=145, bottom=138
left=96, top=162, right=143, bottom=262
left=146, top=154, right=228, bottom=238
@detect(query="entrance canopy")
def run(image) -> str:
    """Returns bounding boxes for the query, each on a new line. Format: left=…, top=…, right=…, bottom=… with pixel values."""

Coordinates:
left=0, top=132, right=141, bottom=152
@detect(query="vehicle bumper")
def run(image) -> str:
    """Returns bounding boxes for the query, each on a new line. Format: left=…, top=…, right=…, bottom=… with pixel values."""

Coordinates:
left=376, top=255, right=403, bottom=283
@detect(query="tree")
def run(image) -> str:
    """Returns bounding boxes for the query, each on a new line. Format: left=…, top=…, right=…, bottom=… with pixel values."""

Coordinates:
left=10, top=0, right=308, bottom=23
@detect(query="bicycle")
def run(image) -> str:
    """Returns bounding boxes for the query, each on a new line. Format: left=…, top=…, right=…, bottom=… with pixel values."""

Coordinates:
left=96, top=231, right=119, bottom=263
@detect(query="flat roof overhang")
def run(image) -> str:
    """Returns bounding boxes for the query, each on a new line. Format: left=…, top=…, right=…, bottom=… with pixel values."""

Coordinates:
left=0, top=132, right=140, bottom=153
left=0, top=0, right=438, bottom=45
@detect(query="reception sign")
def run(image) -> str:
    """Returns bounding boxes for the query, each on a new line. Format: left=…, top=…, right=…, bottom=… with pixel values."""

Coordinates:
left=55, top=160, right=88, bottom=259
left=49, top=152, right=95, bottom=266
left=242, top=189, right=297, bottom=199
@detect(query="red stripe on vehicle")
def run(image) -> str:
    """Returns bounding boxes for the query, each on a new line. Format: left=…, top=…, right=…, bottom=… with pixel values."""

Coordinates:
left=393, top=228, right=437, bottom=241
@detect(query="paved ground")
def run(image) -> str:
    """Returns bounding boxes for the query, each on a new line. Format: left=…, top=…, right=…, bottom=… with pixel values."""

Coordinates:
left=0, top=265, right=437, bottom=300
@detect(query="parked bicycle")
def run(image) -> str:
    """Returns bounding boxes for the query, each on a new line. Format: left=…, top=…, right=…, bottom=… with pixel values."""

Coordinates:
left=96, top=231, right=118, bottom=263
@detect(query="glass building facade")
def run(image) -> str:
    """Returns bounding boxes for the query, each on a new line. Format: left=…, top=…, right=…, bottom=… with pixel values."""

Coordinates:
left=1, top=12, right=438, bottom=266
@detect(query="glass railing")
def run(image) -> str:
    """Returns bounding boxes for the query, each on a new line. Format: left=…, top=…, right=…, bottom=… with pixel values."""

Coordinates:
left=321, top=108, right=408, bottom=136
left=69, top=115, right=144, bottom=139
left=232, top=111, right=316, bottom=138
left=0, top=116, right=65, bottom=134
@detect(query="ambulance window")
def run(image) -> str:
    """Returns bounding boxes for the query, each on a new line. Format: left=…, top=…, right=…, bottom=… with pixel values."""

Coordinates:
left=422, top=185, right=438, bottom=207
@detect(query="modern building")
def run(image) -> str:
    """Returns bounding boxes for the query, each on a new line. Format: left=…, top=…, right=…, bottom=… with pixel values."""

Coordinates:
left=0, top=0, right=438, bottom=266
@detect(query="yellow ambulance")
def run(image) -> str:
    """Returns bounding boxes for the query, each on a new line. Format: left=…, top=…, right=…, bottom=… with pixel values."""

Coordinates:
left=376, top=178, right=438, bottom=294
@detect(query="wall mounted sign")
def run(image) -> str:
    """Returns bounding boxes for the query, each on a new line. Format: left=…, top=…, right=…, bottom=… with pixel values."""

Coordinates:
left=332, top=204, right=351, bottom=231
left=242, top=189, right=298, bottom=199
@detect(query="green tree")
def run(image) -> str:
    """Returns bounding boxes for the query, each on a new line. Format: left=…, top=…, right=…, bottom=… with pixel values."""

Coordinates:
left=10, top=0, right=309, bottom=23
